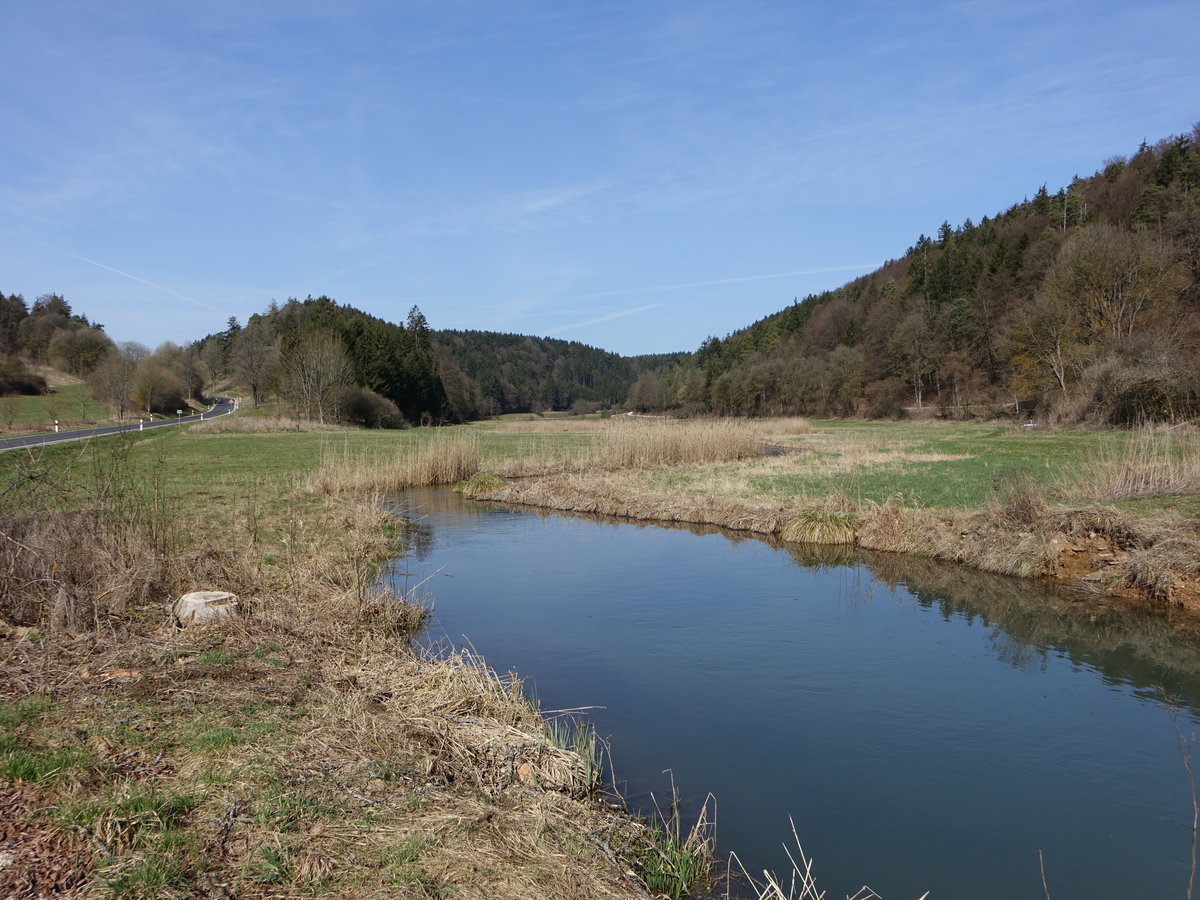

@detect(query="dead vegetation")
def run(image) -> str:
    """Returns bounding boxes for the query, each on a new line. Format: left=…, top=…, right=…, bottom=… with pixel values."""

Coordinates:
left=191, top=415, right=350, bottom=434
left=305, top=418, right=772, bottom=499
left=0, top=437, right=703, bottom=900
left=1064, top=428, right=1200, bottom=499
left=303, top=429, right=482, bottom=496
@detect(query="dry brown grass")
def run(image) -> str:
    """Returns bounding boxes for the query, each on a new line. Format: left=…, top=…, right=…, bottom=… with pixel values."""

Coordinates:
left=737, top=822, right=927, bottom=900
left=597, top=418, right=762, bottom=469
left=1065, top=429, right=1200, bottom=499
left=304, top=429, right=481, bottom=496
left=0, top=440, right=667, bottom=900
left=474, top=470, right=788, bottom=535
left=191, top=415, right=349, bottom=433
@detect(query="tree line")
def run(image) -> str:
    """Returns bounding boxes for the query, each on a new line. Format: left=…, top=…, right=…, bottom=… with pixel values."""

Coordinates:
left=9, top=126, right=1198, bottom=428
left=640, top=127, right=1200, bottom=424
left=191, top=298, right=678, bottom=426
left=0, top=288, right=678, bottom=428
left=0, top=292, right=197, bottom=420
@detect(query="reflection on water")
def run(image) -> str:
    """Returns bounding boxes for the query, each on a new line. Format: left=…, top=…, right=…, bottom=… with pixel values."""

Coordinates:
left=385, top=489, right=1200, bottom=900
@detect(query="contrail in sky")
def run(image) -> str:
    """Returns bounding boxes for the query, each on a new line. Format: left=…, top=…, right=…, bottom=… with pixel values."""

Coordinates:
left=547, top=304, right=657, bottom=334
left=32, top=240, right=229, bottom=315
left=579, top=263, right=881, bottom=299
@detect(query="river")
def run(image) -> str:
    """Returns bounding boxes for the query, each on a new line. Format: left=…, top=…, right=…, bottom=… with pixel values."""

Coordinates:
left=385, top=488, right=1200, bottom=899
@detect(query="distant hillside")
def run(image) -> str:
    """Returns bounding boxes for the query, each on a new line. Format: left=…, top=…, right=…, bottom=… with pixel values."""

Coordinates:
left=647, top=127, right=1200, bottom=424
left=434, top=329, right=683, bottom=418
left=193, top=298, right=682, bottom=425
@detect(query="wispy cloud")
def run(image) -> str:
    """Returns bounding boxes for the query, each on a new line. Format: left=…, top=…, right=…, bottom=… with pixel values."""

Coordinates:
left=546, top=304, right=657, bottom=334
left=578, top=264, right=881, bottom=300
left=32, top=240, right=229, bottom=316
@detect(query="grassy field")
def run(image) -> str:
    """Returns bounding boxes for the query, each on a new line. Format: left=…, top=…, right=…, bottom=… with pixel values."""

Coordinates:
left=0, top=374, right=113, bottom=432
left=3, top=412, right=1199, bottom=898
left=642, top=419, right=1200, bottom=515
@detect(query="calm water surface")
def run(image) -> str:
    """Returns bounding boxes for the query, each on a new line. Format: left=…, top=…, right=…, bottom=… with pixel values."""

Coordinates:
left=385, top=489, right=1200, bottom=899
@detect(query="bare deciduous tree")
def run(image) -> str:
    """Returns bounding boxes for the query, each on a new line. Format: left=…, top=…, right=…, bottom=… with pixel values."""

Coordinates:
left=1042, top=224, right=1188, bottom=343
left=230, top=321, right=279, bottom=407
left=282, top=330, right=353, bottom=424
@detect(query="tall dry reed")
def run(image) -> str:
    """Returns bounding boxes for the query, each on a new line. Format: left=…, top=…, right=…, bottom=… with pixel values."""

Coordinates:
left=598, top=418, right=762, bottom=469
left=304, top=429, right=480, bottom=495
left=1066, top=429, right=1200, bottom=499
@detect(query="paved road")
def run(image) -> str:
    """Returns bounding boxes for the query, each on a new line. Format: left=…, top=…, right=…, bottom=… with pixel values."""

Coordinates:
left=0, top=397, right=236, bottom=453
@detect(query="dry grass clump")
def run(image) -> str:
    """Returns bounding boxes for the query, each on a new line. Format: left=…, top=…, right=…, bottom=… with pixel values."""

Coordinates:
left=988, top=468, right=1047, bottom=526
left=736, top=822, right=927, bottom=900
left=598, top=418, right=762, bottom=470
left=304, top=429, right=480, bottom=496
left=326, top=645, right=603, bottom=799
left=192, top=415, right=348, bottom=433
left=742, top=417, right=813, bottom=439
left=855, top=500, right=937, bottom=556
left=1066, top=429, right=1200, bottom=499
left=781, top=510, right=858, bottom=545
left=1052, top=506, right=1159, bottom=549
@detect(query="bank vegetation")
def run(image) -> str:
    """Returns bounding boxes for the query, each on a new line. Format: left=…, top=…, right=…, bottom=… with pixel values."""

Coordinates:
left=0, top=433, right=718, bottom=900
left=302, top=416, right=1200, bottom=614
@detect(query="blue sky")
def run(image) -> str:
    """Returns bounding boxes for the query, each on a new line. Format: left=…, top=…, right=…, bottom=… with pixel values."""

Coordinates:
left=2, top=1, right=1197, bottom=356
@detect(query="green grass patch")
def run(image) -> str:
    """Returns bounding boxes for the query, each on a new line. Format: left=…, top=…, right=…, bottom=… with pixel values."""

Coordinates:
left=0, top=696, right=51, bottom=728
left=0, top=377, right=112, bottom=433
left=198, top=648, right=235, bottom=667
left=245, top=845, right=292, bottom=884
left=187, top=720, right=278, bottom=751
left=0, top=733, right=91, bottom=781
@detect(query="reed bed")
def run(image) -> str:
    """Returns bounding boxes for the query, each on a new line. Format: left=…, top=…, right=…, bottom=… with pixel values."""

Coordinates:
left=303, top=429, right=481, bottom=495
left=597, top=418, right=762, bottom=469
left=1065, top=429, right=1200, bottom=499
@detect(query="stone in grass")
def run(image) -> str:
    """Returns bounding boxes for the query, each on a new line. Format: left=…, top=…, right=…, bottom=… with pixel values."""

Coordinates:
left=174, top=591, right=240, bottom=627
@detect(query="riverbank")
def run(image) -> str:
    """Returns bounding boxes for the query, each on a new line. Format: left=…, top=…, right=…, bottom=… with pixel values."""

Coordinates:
left=452, top=418, right=1200, bottom=615
left=4, top=415, right=1197, bottom=897
left=0, top=429, right=708, bottom=899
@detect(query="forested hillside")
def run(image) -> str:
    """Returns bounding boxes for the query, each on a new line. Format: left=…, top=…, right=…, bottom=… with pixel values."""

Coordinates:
left=435, top=329, right=681, bottom=419
left=197, top=298, right=678, bottom=425
left=9, top=128, right=1198, bottom=428
left=647, top=128, right=1200, bottom=424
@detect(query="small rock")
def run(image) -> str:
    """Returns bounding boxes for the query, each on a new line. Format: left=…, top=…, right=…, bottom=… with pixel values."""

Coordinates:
left=1081, top=571, right=1105, bottom=583
left=174, top=591, right=240, bottom=627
